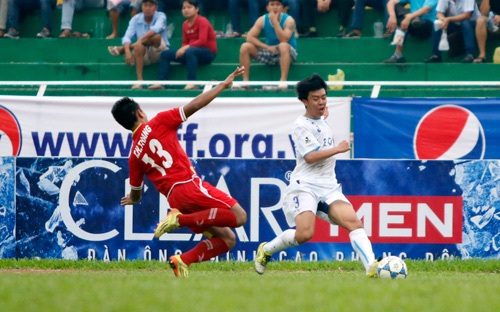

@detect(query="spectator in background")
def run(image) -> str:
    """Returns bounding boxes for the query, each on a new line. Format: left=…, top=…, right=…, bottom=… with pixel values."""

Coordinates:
left=0, top=0, right=7, bottom=37
left=237, top=0, right=297, bottom=89
left=473, top=0, right=500, bottom=62
left=107, top=0, right=169, bottom=88
left=284, top=0, right=300, bottom=31
left=149, top=0, right=217, bottom=90
left=4, top=0, right=55, bottom=38
left=106, top=0, right=141, bottom=39
left=227, top=0, right=261, bottom=37
left=345, top=0, right=390, bottom=37
left=60, top=0, right=105, bottom=37
left=383, top=0, right=437, bottom=63
left=424, top=0, right=480, bottom=63
left=299, top=0, right=354, bottom=37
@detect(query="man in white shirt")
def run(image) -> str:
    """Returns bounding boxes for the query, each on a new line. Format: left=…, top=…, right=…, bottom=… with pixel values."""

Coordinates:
left=107, top=0, right=170, bottom=88
left=254, top=74, right=379, bottom=277
left=424, top=0, right=480, bottom=63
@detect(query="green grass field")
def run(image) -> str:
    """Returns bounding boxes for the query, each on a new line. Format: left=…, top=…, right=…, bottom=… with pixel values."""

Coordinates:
left=1, top=259, right=500, bottom=312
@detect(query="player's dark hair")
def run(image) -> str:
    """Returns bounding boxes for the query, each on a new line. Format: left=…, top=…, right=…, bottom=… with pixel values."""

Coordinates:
left=296, top=74, right=327, bottom=101
left=181, top=0, right=199, bottom=7
left=111, top=97, right=141, bottom=130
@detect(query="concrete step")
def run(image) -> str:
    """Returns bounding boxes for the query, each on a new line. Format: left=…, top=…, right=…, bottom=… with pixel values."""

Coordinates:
left=0, top=62, right=498, bottom=82
left=3, top=37, right=500, bottom=64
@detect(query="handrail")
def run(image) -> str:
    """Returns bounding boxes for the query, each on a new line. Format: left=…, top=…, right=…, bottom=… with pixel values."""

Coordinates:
left=0, top=80, right=499, bottom=97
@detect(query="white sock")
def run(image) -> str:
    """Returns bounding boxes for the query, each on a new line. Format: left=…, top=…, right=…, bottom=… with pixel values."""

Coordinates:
left=263, top=229, right=298, bottom=255
left=349, top=228, right=375, bottom=272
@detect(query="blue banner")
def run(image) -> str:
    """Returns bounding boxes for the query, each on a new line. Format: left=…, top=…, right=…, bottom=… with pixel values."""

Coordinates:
left=0, top=157, right=15, bottom=258
left=353, top=98, right=500, bottom=159
left=4, top=157, right=500, bottom=261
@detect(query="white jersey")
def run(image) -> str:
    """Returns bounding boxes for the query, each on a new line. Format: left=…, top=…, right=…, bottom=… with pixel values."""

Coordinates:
left=290, top=115, right=339, bottom=188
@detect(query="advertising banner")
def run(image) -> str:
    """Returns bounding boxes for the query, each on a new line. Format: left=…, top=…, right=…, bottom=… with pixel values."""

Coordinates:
left=0, top=157, right=15, bottom=259
left=8, top=157, right=500, bottom=261
left=0, top=96, right=351, bottom=159
left=352, top=98, right=500, bottom=159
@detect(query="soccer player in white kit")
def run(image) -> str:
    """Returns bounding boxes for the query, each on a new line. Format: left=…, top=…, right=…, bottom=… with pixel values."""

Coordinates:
left=254, top=74, right=379, bottom=277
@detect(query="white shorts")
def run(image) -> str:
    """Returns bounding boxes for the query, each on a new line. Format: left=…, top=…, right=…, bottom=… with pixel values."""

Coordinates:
left=132, top=39, right=168, bottom=66
left=283, top=180, right=350, bottom=227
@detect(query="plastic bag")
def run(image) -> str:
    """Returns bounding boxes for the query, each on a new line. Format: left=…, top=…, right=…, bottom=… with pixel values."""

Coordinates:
left=438, top=30, right=449, bottom=51
left=494, top=47, right=500, bottom=64
left=328, top=69, right=345, bottom=91
left=390, top=29, right=406, bottom=47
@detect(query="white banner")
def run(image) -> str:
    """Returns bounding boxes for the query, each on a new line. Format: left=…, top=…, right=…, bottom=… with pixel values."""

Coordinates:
left=0, top=95, right=351, bottom=159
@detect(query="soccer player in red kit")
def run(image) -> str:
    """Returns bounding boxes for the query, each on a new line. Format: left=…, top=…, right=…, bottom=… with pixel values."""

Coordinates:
left=111, top=67, right=246, bottom=277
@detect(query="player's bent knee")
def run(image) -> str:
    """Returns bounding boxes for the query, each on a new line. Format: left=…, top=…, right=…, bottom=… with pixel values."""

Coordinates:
left=295, top=229, right=314, bottom=244
left=231, top=204, right=247, bottom=227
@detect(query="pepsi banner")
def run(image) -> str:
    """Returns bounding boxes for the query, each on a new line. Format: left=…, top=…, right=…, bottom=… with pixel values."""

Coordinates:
left=0, top=95, right=351, bottom=159
left=5, top=157, right=500, bottom=261
left=352, top=98, right=500, bottom=159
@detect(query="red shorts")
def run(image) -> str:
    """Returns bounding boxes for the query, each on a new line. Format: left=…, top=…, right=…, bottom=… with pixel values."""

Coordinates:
left=167, top=177, right=237, bottom=214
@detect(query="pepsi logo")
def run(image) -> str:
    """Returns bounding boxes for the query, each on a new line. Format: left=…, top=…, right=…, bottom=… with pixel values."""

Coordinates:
left=0, top=105, right=22, bottom=156
left=413, top=105, right=485, bottom=160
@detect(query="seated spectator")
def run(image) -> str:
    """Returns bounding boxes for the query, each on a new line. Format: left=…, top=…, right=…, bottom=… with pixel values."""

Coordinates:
left=299, top=0, right=354, bottom=37
left=106, top=0, right=141, bottom=39
left=345, top=0, right=390, bottom=37
left=107, top=0, right=170, bottom=88
left=59, top=0, right=105, bottom=37
left=228, top=0, right=261, bottom=37
left=4, top=0, right=55, bottom=38
left=473, top=0, right=500, bottom=62
left=0, top=0, right=7, bottom=37
left=383, top=0, right=437, bottom=63
left=424, top=0, right=480, bottom=63
left=149, top=0, right=217, bottom=90
left=238, top=0, right=297, bottom=89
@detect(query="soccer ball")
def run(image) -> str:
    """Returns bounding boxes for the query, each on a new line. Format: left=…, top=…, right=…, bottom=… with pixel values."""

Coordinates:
left=377, top=256, right=408, bottom=279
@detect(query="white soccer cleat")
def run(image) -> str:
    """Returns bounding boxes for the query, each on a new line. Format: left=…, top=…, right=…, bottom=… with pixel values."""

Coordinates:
left=254, top=242, right=271, bottom=275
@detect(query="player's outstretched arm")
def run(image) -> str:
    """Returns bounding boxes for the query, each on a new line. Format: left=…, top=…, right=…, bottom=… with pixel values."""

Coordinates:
left=183, top=66, right=245, bottom=118
left=304, top=140, right=351, bottom=164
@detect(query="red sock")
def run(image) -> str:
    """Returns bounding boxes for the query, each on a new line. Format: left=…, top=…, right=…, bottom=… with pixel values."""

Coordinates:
left=181, top=238, right=229, bottom=266
left=178, top=208, right=237, bottom=230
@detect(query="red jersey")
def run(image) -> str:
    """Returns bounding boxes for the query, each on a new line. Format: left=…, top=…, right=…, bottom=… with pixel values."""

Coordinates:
left=182, top=15, right=217, bottom=54
left=129, top=107, right=195, bottom=195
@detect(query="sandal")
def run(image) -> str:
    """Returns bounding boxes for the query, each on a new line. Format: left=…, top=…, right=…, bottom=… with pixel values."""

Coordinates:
left=59, top=30, right=71, bottom=38
left=227, top=32, right=241, bottom=38
left=108, top=46, right=120, bottom=56
left=473, top=57, right=487, bottom=63
left=344, top=30, right=361, bottom=38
